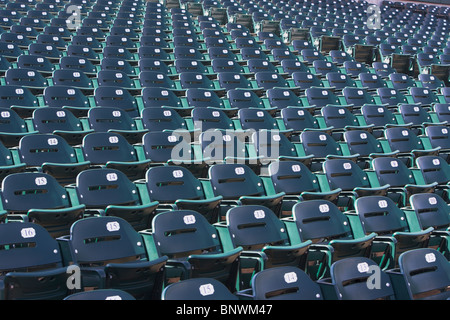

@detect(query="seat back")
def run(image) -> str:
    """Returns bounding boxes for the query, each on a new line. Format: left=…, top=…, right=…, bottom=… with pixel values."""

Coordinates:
left=371, top=157, right=415, bottom=187
left=0, top=85, right=38, bottom=108
left=5, top=68, right=48, bottom=88
left=0, top=222, right=63, bottom=271
left=343, top=130, right=383, bottom=157
left=323, top=158, right=371, bottom=191
left=360, top=104, right=397, bottom=127
left=269, top=160, right=320, bottom=195
left=141, top=87, right=184, bottom=110
left=384, top=127, right=422, bottom=153
left=330, top=257, right=395, bottom=300
left=254, top=72, right=288, bottom=90
left=227, top=89, right=264, bottom=110
left=425, top=125, right=450, bottom=149
left=0, top=107, right=29, bottom=133
left=292, top=199, right=353, bottom=241
left=343, top=87, right=375, bottom=107
left=97, top=70, right=136, bottom=89
left=52, top=69, right=93, bottom=89
left=300, top=130, right=342, bottom=158
left=139, top=71, right=177, bottom=89
left=266, top=88, right=302, bottom=110
left=226, top=205, right=289, bottom=250
left=208, top=163, right=265, bottom=199
left=141, top=107, right=187, bottom=132
left=192, top=107, right=234, bottom=131
left=43, top=85, right=89, bottom=109
left=280, top=107, right=319, bottom=131
left=75, top=168, right=140, bottom=208
left=238, top=108, right=278, bottom=131
left=398, top=248, right=450, bottom=300
left=1, top=172, right=71, bottom=213
left=151, top=210, right=222, bottom=257
left=218, top=72, right=253, bottom=91
left=305, top=87, right=340, bottom=108
left=355, top=195, right=408, bottom=235
left=0, top=222, right=69, bottom=300
left=162, top=278, right=238, bottom=300
left=82, top=132, right=137, bottom=164
left=87, top=107, right=137, bottom=132
left=410, top=87, right=439, bottom=105
left=94, top=87, right=138, bottom=116
left=326, top=72, right=357, bottom=89
left=69, top=216, right=149, bottom=265
left=410, top=193, right=450, bottom=231
left=59, top=56, right=98, bottom=75
left=398, top=104, right=432, bottom=126
left=321, top=105, right=359, bottom=129
left=186, top=88, right=225, bottom=109
left=292, top=71, right=324, bottom=90
left=416, top=155, right=450, bottom=185
left=18, top=134, right=77, bottom=166
left=142, top=131, right=191, bottom=163
left=32, top=107, right=83, bottom=134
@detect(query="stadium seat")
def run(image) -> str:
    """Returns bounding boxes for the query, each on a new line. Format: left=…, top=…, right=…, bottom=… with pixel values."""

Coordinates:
left=372, top=156, right=438, bottom=206
left=322, top=158, right=389, bottom=207
left=141, top=107, right=188, bottom=132
left=141, top=209, right=242, bottom=291
left=17, top=134, right=90, bottom=185
left=0, top=106, right=37, bottom=147
left=227, top=88, right=276, bottom=114
left=81, top=132, right=150, bottom=181
left=299, top=130, right=350, bottom=171
left=4, top=68, right=49, bottom=95
left=0, top=222, right=71, bottom=300
left=93, top=87, right=140, bottom=118
left=317, top=257, right=396, bottom=300
left=384, top=126, right=440, bottom=165
left=409, top=87, right=440, bottom=107
left=43, top=85, right=91, bottom=118
left=386, top=248, right=450, bottom=300
left=31, top=107, right=91, bottom=146
left=0, top=85, right=40, bottom=117
left=70, top=168, right=158, bottom=230
left=162, top=278, right=238, bottom=300
left=64, top=289, right=136, bottom=300
left=409, top=192, right=450, bottom=258
left=208, top=163, right=285, bottom=218
left=141, top=87, right=190, bottom=116
left=236, top=266, right=323, bottom=300
left=1, top=172, right=85, bottom=237
left=388, top=73, right=417, bottom=92
left=143, top=165, right=222, bottom=223
left=285, top=199, right=376, bottom=280
left=87, top=107, right=146, bottom=144
left=59, top=56, right=99, bottom=77
left=354, top=195, right=434, bottom=269
left=57, top=216, right=168, bottom=299
left=191, top=107, right=235, bottom=132
left=215, top=205, right=311, bottom=288
left=16, top=54, right=56, bottom=76
left=325, top=72, right=358, bottom=90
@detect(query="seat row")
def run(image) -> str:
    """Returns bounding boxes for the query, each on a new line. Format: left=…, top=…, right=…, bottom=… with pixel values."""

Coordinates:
left=0, top=202, right=447, bottom=300
left=0, top=79, right=448, bottom=121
